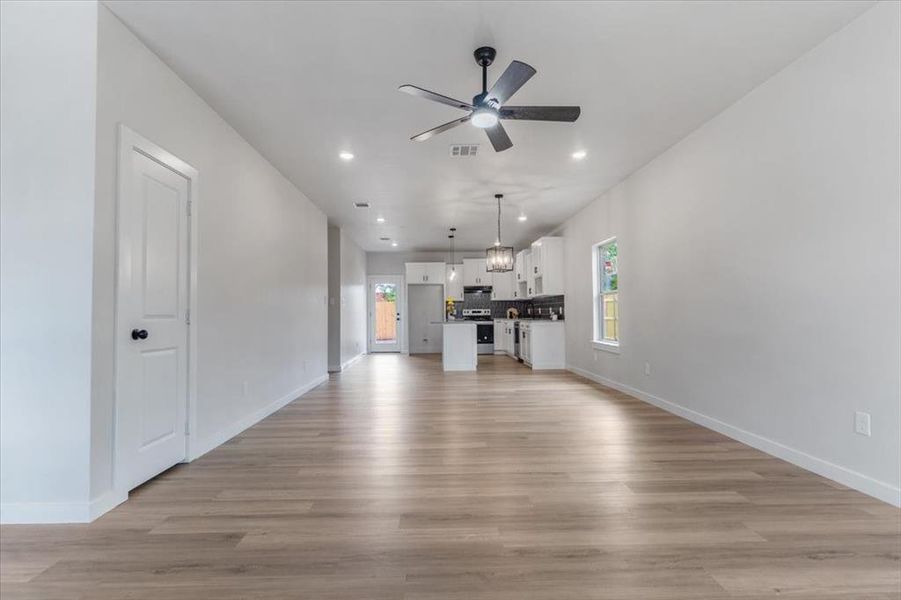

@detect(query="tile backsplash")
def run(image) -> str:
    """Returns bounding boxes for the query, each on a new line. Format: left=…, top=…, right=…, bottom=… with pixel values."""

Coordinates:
left=454, top=292, right=564, bottom=320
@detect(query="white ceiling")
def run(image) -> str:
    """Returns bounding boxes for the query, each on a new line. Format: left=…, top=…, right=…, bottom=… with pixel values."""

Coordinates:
left=105, top=0, right=872, bottom=252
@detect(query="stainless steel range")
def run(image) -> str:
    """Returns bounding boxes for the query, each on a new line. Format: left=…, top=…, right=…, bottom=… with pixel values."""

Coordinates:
left=461, top=308, right=494, bottom=354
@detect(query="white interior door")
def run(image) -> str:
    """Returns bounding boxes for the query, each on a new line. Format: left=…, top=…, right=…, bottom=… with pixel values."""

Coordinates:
left=368, top=276, right=403, bottom=352
left=116, top=145, right=190, bottom=492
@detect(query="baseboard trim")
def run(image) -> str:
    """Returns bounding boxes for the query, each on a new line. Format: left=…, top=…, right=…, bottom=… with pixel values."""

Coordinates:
left=342, top=352, right=366, bottom=371
left=567, top=365, right=901, bottom=507
left=90, top=488, right=128, bottom=521
left=188, top=373, right=329, bottom=461
left=328, top=352, right=366, bottom=373
left=0, top=488, right=127, bottom=525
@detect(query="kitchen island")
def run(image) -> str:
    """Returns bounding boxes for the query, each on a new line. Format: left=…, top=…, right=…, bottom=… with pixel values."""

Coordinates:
left=438, top=321, right=477, bottom=371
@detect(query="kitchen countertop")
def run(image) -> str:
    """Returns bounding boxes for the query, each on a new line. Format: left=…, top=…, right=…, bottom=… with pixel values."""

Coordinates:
left=494, top=318, right=565, bottom=322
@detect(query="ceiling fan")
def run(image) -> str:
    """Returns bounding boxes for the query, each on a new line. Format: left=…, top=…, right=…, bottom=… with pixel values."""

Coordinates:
left=399, top=46, right=580, bottom=152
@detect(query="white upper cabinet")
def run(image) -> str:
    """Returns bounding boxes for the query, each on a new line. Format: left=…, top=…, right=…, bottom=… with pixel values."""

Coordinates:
left=463, top=258, right=490, bottom=286
left=491, top=270, right=516, bottom=301
left=445, top=264, right=463, bottom=300
left=406, top=262, right=446, bottom=285
left=515, top=249, right=530, bottom=283
left=530, top=237, right=564, bottom=296
left=520, top=251, right=533, bottom=299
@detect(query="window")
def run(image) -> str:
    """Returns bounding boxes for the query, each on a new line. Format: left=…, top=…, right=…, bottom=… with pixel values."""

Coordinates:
left=592, top=238, right=619, bottom=351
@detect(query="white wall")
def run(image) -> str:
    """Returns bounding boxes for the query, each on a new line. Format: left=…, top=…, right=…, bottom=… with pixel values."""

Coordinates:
left=562, top=2, right=900, bottom=505
left=90, top=6, right=328, bottom=503
left=0, top=0, right=99, bottom=522
left=339, top=231, right=367, bottom=366
left=327, top=226, right=342, bottom=370
left=327, top=226, right=367, bottom=371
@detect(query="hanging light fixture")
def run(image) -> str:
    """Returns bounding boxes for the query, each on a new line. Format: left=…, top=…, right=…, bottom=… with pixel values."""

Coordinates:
left=486, top=194, right=514, bottom=272
left=448, top=228, right=457, bottom=280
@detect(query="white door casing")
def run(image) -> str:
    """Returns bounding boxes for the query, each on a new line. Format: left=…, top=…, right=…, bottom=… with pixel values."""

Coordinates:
left=368, top=275, right=404, bottom=353
left=115, top=126, right=198, bottom=492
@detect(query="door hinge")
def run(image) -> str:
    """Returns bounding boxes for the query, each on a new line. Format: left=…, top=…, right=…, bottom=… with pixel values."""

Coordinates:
left=186, top=199, right=192, bottom=216
left=185, top=309, right=191, bottom=325
left=185, top=420, right=190, bottom=435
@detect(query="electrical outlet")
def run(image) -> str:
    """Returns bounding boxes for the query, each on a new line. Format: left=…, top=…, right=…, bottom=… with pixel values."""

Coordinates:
left=644, top=361, right=651, bottom=376
left=854, top=411, right=871, bottom=437
left=241, top=381, right=249, bottom=398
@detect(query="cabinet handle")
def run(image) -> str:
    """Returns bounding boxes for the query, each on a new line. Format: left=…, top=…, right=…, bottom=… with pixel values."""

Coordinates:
left=533, top=266, right=537, bottom=273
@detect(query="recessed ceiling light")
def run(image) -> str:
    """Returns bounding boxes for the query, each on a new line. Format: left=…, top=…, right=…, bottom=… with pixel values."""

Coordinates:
left=518, top=214, right=528, bottom=222
left=391, top=241, right=398, bottom=247
left=571, top=150, right=587, bottom=160
left=339, top=151, right=354, bottom=161
left=376, top=216, right=385, bottom=223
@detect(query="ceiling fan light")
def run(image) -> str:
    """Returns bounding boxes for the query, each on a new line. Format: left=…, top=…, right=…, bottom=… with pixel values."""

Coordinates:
left=471, top=108, right=499, bottom=129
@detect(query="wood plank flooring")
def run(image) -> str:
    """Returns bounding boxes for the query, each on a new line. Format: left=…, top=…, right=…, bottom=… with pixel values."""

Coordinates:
left=2, top=354, right=899, bottom=599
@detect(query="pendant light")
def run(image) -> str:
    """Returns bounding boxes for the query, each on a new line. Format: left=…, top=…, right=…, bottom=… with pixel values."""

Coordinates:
left=448, top=228, right=457, bottom=280
left=486, top=194, right=514, bottom=272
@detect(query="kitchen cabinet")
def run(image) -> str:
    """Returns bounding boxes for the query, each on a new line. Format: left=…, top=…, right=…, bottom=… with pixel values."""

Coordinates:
left=520, top=322, right=532, bottom=364
left=524, top=252, right=535, bottom=299
left=494, top=320, right=506, bottom=354
left=530, top=237, right=564, bottom=297
left=463, top=258, right=490, bottom=286
left=504, top=321, right=515, bottom=358
left=494, top=319, right=516, bottom=356
left=406, top=262, right=446, bottom=285
left=515, top=250, right=530, bottom=283
left=519, top=321, right=565, bottom=369
left=445, top=264, right=463, bottom=301
left=491, top=270, right=517, bottom=301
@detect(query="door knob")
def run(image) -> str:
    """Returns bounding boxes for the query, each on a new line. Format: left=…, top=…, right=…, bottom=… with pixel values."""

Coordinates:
left=131, top=328, right=149, bottom=340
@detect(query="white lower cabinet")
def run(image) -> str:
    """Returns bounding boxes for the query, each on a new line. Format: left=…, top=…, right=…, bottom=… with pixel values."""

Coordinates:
left=503, top=322, right=515, bottom=358
left=520, top=322, right=531, bottom=364
left=494, top=319, right=516, bottom=356
left=494, top=320, right=506, bottom=354
left=518, top=321, right=565, bottom=369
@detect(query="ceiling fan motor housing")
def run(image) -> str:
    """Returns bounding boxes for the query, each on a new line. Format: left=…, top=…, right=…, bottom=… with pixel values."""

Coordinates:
left=473, top=46, right=496, bottom=67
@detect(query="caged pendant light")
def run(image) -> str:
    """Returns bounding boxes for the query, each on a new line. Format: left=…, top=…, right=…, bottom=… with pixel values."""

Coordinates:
left=486, top=194, right=514, bottom=272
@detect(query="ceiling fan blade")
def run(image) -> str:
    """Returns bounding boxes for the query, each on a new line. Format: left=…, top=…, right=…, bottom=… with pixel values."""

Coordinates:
left=398, top=85, right=473, bottom=111
left=499, top=106, right=581, bottom=122
left=485, top=60, right=536, bottom=107
left=410, top=115, right=471, bottom=141
left=485, top=122, right=513, bottom=152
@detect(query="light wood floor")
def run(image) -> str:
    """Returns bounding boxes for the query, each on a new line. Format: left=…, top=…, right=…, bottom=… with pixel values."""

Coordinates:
left=2, top=354, right=899, bottom=599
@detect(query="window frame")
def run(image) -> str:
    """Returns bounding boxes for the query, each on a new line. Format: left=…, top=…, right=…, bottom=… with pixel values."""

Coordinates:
left=591, top=237, right=620, bottom=354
